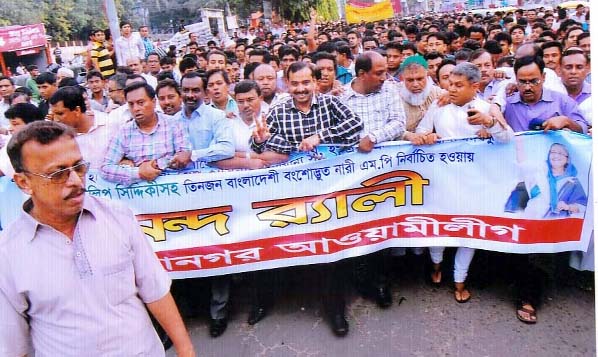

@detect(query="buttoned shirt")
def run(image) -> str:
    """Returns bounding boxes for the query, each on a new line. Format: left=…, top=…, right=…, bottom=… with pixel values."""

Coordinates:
left=416, top=97, right=514, bottom=143
left=142, top=36, right=155, bottom=58
left=479, top=78, right=506, bottom=101
left=0, top=99, right=9, bottom=128
left=570, top=81, right=591, bottom=105
left=76, top=111, right=118, bottom=170
left=175, top=103, right=235, bottom=162
left=0, top=196, right=170, bottom=357
left=101, top=112, right=192, bottom=185
left=251, top=94, right=363, bottom=154
left=503, top=88, right=589, bottom=133
left=115, top=34, right=145, bottom=66
left=341, top=81, right=406, bottom=143
left=209, top=95, right=239, bottom=117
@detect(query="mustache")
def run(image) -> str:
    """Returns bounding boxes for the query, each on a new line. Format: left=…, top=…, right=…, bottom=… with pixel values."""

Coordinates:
left=65, top=188, right=86, bottom=200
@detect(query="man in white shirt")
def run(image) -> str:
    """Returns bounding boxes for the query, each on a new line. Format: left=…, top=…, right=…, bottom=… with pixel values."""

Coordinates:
left=0, top=76, right=15, bottom=131
left=0, top=103, right=45, bottom=178
left=115, top=21, right=145, bottom=66
left=413, top=62, right=513, bottom=303
left=127, top=57, right=158, bottom=89
left=49, top=86, right=117, bottom=169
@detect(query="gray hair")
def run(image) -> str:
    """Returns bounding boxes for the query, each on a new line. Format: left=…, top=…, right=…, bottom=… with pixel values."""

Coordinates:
left=451, top=62, right=481, bottom=83
left=108, top=73, right=128, bottom=90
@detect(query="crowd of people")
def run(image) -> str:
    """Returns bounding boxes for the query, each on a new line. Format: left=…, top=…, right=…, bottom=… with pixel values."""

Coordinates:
left=0, top=4, right=593, bottom=356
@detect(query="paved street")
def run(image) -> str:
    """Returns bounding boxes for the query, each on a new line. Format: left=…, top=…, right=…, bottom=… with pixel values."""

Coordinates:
left=168, top=252, right=595, bottom=357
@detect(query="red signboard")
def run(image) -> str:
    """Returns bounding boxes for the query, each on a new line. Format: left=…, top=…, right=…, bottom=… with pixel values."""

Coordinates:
left=0, top=24, right=46, bottom=53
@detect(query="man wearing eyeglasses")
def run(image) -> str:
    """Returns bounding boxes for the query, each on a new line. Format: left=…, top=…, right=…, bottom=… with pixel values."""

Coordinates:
left=0, top=121, right=195, bottom=357
left=503, top=55, right=588, bottom=133
left=501, top=55, right=588, bottom=326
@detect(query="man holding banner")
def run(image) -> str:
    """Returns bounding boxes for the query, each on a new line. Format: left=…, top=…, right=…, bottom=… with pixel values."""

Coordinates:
left=503, top=54, right=589, bottom=324
left=341, top=51, right=406, bottom=308
left=413, top=62, right=513, bottom=303
left=251, top=60, right=363, bottom=336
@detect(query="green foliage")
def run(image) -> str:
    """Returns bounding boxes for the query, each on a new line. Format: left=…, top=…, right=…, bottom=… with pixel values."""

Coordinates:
left=316, top=0, right=339, bottom=21
left=0, top=0, right=337, bottom=40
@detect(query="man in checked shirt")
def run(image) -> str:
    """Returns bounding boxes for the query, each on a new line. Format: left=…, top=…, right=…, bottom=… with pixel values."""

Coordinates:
left=250, top=60, right=362, bottom=336
left=340, top=51, right=406, bottom=310
left=101, top=82, right=192, bottom=185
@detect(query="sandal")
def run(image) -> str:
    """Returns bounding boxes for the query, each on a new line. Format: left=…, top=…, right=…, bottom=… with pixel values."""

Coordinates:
left=454, top=282, right=471, bottom=303
left=516, top=301, right=537, bottom=324
left=430, top=263, right=442, bottom=287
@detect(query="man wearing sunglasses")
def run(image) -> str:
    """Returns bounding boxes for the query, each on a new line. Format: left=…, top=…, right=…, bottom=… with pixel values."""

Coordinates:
left=0, top=121, right=195, bottom=356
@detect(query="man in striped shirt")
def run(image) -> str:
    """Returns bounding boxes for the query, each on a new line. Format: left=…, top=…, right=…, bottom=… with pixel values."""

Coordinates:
left=90, top=29, right=115, bottom=78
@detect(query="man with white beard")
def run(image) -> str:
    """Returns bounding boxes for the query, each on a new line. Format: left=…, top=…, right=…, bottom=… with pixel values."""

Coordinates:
left=396, top=55, right=445, bottom=141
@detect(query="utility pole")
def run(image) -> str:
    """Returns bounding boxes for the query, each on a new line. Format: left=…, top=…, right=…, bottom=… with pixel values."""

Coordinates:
left=103, top=0, right=120, bottom=41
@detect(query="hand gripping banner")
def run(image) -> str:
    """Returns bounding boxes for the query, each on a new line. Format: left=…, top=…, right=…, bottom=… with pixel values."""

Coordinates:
left=0, top=131, right=593, bottom=278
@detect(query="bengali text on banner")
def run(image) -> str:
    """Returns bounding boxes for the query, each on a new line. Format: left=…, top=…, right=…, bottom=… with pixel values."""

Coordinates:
left=0, top=131, right=593, bottom=278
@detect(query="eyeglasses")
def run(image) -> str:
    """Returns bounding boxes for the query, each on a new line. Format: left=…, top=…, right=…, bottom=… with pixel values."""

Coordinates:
left=23, top=161, right=90, bottom=184
left=108, top=88, right=123, bottom=93
left=517, top=78, right=542, bottom=87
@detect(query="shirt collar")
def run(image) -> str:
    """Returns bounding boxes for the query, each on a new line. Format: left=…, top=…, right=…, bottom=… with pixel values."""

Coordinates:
left=290, top=94, right=319, bottom=112
left=209, top=96, right=235, bottom=110
left=133, top=112, right=164, bottom=135
left=21, top=195, right=97, bottom=242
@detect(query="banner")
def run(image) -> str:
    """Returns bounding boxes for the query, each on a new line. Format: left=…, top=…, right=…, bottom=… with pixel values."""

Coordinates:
left=345, top=0, right=395, bottom=24
left=0, top=132, right=593, bottom=278
left=0, top=24, right=46, bottom=53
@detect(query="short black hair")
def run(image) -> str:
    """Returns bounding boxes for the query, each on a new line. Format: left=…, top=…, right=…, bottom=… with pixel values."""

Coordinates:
left=86, top=70, right=104, bottom=81
left=514, top=55, right=545, bottom=75
left=8, top=121, right=76, bottom=173
left=483, top=40, right=502, bottom=55
left=0, top=76, right=14, bottom=85
left=385, top=40, right=403, bottom=52
left=35, top=72, right=56, bottom=85
left=156, top=71, right=175, bottom=82
left=279, top=46, right=300, bottom=61
left=244, top=62, right=261, bottom=79
left=424, top=51, right=444, bottom=61
left=233, top=79, right=261, bottom=96
left=205, top=68, right=230, bottom=85
left=313, top=51, right=337, bottom=71
left=160, top=56, right=176, bottom=66
left=156, top=78, right=181, bottom=96
left=4, top=103, right=44, bottom=123
left=179, top=57, right=198, bottom=73
left=124, top=82, right=156, bottom=100
left=285, top=61, right=315, bottom=80
left=49, top=85, right=87, bottom=113
left=436, top=58, right=457, bottom=81
left=468, top=25, right=486, bottom=39
left=541, top=41, right=563, bottom=54
left=494, top=32, right=512, bottom=45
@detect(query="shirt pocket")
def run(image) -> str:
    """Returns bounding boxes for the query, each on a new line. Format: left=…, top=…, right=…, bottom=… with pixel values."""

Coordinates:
left=102, top=258, right=136, bottom=306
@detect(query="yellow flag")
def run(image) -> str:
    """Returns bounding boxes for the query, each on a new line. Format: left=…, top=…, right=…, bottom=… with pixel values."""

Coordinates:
left=345, top=0, right=394, bottom=24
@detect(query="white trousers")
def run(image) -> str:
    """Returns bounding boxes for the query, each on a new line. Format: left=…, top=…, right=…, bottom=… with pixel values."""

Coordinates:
left=429, top=247, right=475, bottom=283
